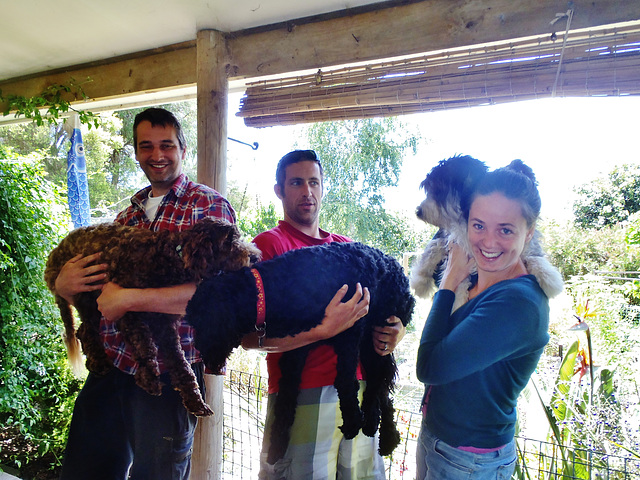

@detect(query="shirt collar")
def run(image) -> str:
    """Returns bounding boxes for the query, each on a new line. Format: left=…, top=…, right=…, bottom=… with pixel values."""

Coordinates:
left=131, top=173, right=189, bottom=208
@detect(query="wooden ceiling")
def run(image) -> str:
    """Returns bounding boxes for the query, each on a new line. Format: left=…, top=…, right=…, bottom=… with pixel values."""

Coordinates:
left=2, top=0, right=639, bottom=118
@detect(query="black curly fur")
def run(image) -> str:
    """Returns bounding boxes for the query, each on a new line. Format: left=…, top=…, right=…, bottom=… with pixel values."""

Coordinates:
left=45, top=218, right=260, bottom=417
left=185, top=241, right=415, bottom=463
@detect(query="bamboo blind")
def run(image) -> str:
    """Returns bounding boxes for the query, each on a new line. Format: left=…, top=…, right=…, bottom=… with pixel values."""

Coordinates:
left=237, top=22, right=640, bottom=127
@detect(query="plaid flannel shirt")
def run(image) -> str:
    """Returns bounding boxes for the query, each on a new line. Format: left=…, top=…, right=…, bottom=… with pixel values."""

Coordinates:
left=101, top=173, right=236, bottom=375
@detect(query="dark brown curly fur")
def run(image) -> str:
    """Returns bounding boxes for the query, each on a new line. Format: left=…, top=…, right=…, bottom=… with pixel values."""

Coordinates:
left=45, top=218, right=260, bottom=416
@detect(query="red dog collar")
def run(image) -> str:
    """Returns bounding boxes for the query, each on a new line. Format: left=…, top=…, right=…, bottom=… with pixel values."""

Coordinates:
left=251, top=268, right=266, bottom=347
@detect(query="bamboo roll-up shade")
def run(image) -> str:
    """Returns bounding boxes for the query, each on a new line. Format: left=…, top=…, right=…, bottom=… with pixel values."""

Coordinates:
left=238, top=21, right=640, bottom=127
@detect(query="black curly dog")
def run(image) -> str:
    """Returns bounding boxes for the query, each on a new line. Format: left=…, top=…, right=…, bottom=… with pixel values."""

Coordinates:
left=186, top=241, right=415, bottom=463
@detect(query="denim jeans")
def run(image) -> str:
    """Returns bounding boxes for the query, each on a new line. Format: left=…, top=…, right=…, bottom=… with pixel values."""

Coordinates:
left=416, top=424, right=516, bottom=480
left=60, top=363, right=204, bottom=480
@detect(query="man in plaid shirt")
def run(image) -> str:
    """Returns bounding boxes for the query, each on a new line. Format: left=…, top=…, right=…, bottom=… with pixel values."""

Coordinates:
left=54, top=108, right=235, bottom=480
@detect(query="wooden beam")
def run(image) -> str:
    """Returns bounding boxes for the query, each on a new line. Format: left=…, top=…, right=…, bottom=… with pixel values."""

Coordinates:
left=0, top=42, right=197, bottom=114
left=196, top=30, right=228, bottom=192
left=1, top=0, right=639, bottom=113
left=191, top=29, right=229, bottom=480
left=191, top=374, right=224, bottom=480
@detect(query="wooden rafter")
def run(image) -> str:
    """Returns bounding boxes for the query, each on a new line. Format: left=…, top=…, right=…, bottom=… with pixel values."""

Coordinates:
left=1, top=0, right=639, bottom=115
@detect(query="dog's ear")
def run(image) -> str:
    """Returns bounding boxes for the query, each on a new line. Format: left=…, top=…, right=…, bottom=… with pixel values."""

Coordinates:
left=182, top=220, right=257, bottom=279
left=225, top=240, right=261, bottom=270
left=181, top=220, right=231, bottom=279
left=216, top=236, right=261, bottom=272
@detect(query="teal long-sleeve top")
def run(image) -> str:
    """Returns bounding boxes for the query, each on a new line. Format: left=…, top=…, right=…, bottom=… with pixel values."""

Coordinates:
left=416, top=275, right=549, bottom=449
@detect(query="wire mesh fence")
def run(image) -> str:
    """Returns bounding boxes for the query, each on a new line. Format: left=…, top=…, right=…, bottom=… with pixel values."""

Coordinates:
left=221, top=370, right=640, bottom=479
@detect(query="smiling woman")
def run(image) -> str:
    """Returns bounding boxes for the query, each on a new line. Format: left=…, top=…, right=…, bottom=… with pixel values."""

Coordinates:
left=415, top=160, right=552, bottom=480
left=467, top=192, right=533, bottom=292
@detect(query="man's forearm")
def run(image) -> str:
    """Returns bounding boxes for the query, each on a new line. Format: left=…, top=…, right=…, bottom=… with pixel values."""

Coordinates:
left=132, top=284, right=197, bottom=315
left=241, top=327, right=326, bottom=353
left=97, top=282, right=197, bottom=321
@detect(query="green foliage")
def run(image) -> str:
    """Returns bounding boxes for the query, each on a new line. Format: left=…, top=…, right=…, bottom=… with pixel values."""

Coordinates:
left=563, top=277, right=640, bottom=379
left=0, top=148, right=82, bottom=471
left=516, top=275, right=640, bottom=478
left=0, top=79, right=100, bottom=129
left=237, top=201, right=279, bottom=240
left=0, top=112, right=143, bottom=222
left=540, top=220, right=640, bottom=279
left=82, top=114, right=140, bottom=220
left=306, top=117, right=425, bottom=257
left=573, top=164, right=640, bottom=229
left=625, top=211, right=640, bottom=246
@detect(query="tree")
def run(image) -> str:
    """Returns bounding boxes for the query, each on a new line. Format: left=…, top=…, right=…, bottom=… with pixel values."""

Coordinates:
left=0, top=113, right=139, bottom=221
left=573, top=164, right=640, bottom=229
left=0, top=146, right=81, bottom=471
left=306, top=117, right=426, bottom=258
left=541, top=220, right=640, bottom=279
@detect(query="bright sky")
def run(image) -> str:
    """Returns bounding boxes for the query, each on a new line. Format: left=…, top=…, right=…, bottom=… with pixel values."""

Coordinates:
left=226, top=94, right=640, bottom=224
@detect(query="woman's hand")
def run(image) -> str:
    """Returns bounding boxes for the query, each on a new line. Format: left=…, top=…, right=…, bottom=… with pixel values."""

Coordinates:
left=54, top=253, right=108, bottom=304
left=439, top=243, right=475, bottom=292
left=373, top=315, right=406, bottom=356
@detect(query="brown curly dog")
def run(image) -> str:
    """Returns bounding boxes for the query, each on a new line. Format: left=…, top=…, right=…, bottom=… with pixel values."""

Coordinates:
left=44, top=218, right=260, bottom=416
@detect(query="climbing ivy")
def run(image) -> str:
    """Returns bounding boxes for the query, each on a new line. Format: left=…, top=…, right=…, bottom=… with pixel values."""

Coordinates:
left=0, top=78, right=100, bottom=129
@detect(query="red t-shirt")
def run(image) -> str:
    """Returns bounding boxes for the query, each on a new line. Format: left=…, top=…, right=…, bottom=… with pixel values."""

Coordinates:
left=253, top=220, right=363, bottom=394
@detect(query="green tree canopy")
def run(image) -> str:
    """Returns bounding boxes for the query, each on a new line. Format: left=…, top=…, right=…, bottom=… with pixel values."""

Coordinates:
left=573, top=164, right=640, bottom=229
left=306, top=117, right=426, bottom=258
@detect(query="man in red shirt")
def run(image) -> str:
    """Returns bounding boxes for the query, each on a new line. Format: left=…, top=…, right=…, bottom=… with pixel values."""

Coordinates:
left=54, top=108, right=235, bottom=480
left=241, top=150, right=406, bottom=479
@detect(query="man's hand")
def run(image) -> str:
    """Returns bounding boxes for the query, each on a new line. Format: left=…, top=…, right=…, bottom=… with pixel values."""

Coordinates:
left=241, top=283, right=370, bottom=352
left=97, top=282, right=131, bottom=322
left=315, top=283, right=370, bottom=341
left=373, top=315, right=406, bottom=356
left=54, top=253, right=108, bottom=304
left=97, top=282, right=197, bottom=322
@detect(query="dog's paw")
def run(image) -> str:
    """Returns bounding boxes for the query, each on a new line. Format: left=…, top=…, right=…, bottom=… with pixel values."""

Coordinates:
left=339, top=411, right=364, bottom=440
left=135, top=370, right=162, bottom=396
left=378, top=426, right=401, bottom=456
left=190, top=402, right=214, bottom=417
left=180, top=390, right=214, bottom=416
left=362, top=415, right=380, bottom=438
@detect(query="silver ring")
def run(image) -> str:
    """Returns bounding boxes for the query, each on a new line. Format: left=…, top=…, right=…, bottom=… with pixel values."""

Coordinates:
left=383, top=343, right=388, bottom=351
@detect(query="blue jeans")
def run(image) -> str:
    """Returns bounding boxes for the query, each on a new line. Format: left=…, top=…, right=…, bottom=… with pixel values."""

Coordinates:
left=60, top=364, right=204, bottom=480
left=416, top=425, right=516, bottom=480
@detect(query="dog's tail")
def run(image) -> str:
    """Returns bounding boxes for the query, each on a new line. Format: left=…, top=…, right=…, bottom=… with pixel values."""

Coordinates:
left=56, top=295, right=85, bottom=376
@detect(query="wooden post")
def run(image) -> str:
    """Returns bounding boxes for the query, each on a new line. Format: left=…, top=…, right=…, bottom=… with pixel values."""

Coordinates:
left=191, top=29, right=228, bottom=480
left=196, top=29, right=228, bottom=191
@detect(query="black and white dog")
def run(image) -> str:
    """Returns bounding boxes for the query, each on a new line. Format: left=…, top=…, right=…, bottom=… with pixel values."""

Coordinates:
left=185, top=241, right=415, bottom=464
left=411, top=155, right=563, bottom=309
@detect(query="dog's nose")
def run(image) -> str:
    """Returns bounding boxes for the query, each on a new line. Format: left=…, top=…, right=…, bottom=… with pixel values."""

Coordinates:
left=415, top=206, right=423, bottom=219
